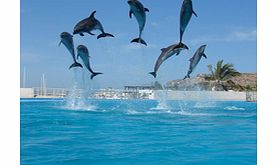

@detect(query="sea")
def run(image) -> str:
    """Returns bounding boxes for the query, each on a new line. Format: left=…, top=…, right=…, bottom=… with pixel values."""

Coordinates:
left=21, top=98, right=257, bottom=165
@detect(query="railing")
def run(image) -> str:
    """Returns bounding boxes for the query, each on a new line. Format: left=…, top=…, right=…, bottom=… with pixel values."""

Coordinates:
left=246, top=91, right=257, bottom=102
left=29, top=87, right=253, bottom=101
left=31, top=88, right=154, bottom=99
left=33, top=87, right=71, bottom=98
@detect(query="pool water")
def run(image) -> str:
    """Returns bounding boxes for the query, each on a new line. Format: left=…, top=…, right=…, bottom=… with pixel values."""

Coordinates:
left=21, top=99, right=257, bottom=165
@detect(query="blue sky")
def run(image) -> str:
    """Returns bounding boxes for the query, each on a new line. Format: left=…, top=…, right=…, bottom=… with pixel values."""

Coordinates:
left=21, top=0, right=257, bottom=89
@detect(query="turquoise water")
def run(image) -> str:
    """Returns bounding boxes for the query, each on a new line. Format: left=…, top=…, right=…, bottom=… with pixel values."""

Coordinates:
left=21, top=99, right=256, bottom=165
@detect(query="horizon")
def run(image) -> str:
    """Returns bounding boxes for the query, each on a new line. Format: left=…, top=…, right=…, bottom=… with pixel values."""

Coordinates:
left=20, top=0, right=257, bottom=89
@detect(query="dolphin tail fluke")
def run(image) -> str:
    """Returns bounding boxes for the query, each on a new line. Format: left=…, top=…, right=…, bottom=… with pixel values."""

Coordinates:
left=131, top=38, right=147, bottom=46
left=69, top=62, right=83, bottom=69
left=90, top=72, right=103, bottom=80
left=149, top=72, right=157, bottom=78
left=97, top=33, right=114, bottom=39
left=175, top=42, right=189, bottom=50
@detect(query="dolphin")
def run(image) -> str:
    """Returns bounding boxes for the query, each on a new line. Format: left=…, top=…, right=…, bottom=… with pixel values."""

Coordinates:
left=184, top=45, right=207, bottom=79
left=73, top=11, right=114, bottom=39
left=76, top=45, right=103, bottom=80
left=149, top=43, right=187, bottom=78
left=128, top=0, right=149, bottom=46
left=59, top=32, right=83, bottom=69
left=177, top=0, right=197, bottom=49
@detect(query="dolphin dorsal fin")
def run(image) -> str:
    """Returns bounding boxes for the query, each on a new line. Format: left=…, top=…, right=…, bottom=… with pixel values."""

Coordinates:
left=89, top=11, right=96, bottom=19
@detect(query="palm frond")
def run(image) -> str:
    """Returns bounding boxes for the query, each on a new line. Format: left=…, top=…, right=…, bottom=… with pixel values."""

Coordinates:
left=210, top=60, right=240, bottom=81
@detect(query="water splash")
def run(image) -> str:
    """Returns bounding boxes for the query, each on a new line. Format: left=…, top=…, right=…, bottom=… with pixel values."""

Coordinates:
left=151, top=89, right=171, bottom=110
left=194, top=101, right=218, bottom=108
left=177, top=101, right=189, bottom=112
left=224, top=106, right=245, bottom=111
left=66, top=82, right=88, bottom=110
left=65, top=68, right=95, bottom=111
left=151, top=100, right=171, bottom=110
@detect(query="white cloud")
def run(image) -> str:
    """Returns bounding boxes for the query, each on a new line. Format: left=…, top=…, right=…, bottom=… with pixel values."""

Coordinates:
left=231, top=29, right=257, bottom=41
left=189, top=28, right=257, bottom=45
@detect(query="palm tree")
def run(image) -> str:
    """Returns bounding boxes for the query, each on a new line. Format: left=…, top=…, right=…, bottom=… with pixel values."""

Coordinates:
left=207, top=60, right=241, bottom=91
left=207, top=64, right=215, bottom=80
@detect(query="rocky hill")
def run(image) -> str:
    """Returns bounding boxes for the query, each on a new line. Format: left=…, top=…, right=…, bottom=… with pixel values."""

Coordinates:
left=166, top=73, right=257, bottom=91
left=229, top=73, right=257, bottom=90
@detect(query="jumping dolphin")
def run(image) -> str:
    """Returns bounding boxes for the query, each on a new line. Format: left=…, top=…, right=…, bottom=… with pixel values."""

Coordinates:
left=73, top=11, right=114, bottom=39
left=184, top=45, right=207, bottom=79
left=128, top=0, right=149, bottom=46
left=59, top=32, right=83, bottom=69
left=76, top=45, right=103, bottom=80
left=177, top=0, right=197, bottom=49
left=149, top=43, right=187, bottom=78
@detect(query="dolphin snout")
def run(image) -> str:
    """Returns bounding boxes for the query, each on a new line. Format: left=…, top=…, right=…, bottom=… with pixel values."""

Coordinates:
left=201, top=45, right=207, bottom=50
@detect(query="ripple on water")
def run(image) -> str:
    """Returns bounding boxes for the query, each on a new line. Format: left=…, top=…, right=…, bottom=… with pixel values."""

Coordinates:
left=21, top=99, right=257, bottom=165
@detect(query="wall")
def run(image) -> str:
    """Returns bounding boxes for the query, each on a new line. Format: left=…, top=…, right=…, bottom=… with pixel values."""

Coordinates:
left=20, top=88, right=34, bottom=98
left=153, top=90, right=246, bottom=101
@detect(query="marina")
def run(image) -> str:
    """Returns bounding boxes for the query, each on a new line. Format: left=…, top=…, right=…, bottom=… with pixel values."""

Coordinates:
left=20, top=87, right=253, bottom=101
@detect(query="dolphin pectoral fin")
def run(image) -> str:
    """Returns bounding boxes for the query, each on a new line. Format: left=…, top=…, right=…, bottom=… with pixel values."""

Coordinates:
left=58, top=41, right=62, bottom=46
left=145, top=8, right=149, bottom=12
left=149, top=72, right=157, bottom=78
left=184, top=44, right=189, bottom=50
left=176, top=52, right=180, bottom=56
left=193, top=10, right=198, bottom=17
left=88, top=31, right=95, bottom=36
left=203, top=53, right=207, bottom=59
left=80, top=33, right=85, bottom=36
left=97, top=33, right=114, bottom=39
left=131, top=38, right=147, bottom=46
left=69, top=62, right=83, bottom=69
left=129, top=10, right=133, bottom=18
left=189, top=58, right=193, bottom=62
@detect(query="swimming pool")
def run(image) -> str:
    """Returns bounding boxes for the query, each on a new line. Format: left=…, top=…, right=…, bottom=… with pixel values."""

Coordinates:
left=21, top=99, right=257, bottom=165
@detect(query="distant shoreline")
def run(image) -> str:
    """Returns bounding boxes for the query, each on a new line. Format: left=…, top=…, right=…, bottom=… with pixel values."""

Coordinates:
left=20, top=88, right=256, bottom=102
